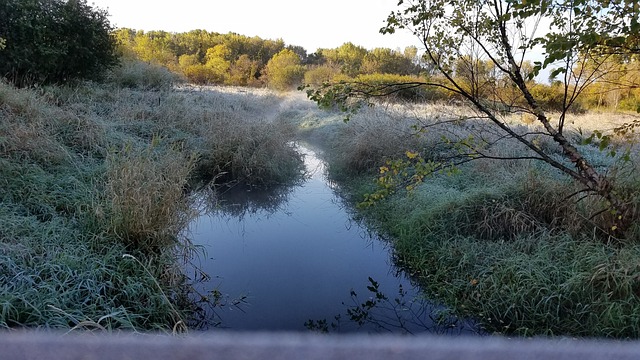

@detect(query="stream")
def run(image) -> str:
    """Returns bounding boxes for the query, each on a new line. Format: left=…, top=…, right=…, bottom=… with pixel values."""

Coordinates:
left=187, top=144, right=478, bottom=334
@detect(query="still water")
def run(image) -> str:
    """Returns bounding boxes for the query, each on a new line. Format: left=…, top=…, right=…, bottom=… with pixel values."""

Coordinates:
left=188, top=145, right=477, bottom=334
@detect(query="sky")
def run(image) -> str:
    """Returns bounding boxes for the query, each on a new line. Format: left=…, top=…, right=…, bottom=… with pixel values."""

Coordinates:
left=89, top=0, right=422, bottom=53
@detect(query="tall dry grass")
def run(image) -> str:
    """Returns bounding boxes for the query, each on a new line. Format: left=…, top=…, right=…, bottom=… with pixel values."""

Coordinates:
left=103, top=140, right=197, bottom=252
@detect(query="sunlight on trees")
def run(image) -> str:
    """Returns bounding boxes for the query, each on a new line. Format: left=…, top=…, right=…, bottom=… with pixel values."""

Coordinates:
left=263, top=49, right=306, bottom=91
left=112, top=25, right=640, bottom=116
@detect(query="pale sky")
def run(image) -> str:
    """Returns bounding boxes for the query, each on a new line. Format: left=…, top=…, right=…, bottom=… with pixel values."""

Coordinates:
left=90, top=0, right=421, bottom=53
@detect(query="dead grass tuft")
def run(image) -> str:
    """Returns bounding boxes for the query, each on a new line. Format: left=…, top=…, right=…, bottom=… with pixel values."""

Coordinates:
left=104, top=140, right=197, bottom=252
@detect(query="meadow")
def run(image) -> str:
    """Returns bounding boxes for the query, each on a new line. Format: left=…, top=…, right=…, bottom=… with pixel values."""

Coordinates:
left=0, top=62, right=303, bottom=331
left=3, top=59, right=640, bottom=337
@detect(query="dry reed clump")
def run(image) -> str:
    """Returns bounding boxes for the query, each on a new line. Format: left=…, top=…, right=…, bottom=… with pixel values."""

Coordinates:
left=320, top=100, right=563, bottom=178
left=106, top=59, right=182, bottom=90
left=62, top=83, right=305, bottom=187
left=197, top=111, right=302, bottom=186
left=58, top=107, right=109, bottom=158
left=0, top=82, right=71, bottom=165
left=103, top=140, right=197, bottom=253
left=452, top=176, right=591, bottom=240
left=326, top=105, right=430, bottom=174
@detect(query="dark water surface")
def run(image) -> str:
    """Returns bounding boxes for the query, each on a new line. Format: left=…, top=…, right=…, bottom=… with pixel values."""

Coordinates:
left=188, top=145, right=477, bottom=334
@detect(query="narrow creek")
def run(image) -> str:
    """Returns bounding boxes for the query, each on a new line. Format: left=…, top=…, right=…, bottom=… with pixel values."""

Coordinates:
left=187, top=144, right=478, bottom=334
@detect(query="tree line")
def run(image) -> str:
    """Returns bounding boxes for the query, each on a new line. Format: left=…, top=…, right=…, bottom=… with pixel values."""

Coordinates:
left=113, top=28, right=640, bottom=111
left=1, top=0, right=639, bottom=113
left=113, top=29, right=422, bottom=89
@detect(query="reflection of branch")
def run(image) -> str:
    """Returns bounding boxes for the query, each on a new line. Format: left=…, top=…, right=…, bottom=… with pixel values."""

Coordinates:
left=305, top=277, right=480, bottom=335
left=186, top=274, right=249, bottom=330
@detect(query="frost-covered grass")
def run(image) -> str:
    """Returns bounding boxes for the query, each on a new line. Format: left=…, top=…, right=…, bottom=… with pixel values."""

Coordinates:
left=300, top=99, right=640, bottom=337
left=0, top=76, right=304, bottom=330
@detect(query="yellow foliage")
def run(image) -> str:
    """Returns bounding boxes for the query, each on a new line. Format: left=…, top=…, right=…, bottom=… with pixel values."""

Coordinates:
left=406, top=150, right=419, bottom=159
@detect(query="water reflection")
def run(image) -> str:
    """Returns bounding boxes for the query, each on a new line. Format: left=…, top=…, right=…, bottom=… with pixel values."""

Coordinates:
left=305, top=277, right=478, bottom=334
left=187, top=144, right=479, bottom=334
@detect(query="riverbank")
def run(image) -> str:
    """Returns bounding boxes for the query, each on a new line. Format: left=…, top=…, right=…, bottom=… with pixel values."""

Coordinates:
left=0, top=69, right=303, bottom=330
left=298, top=100, right=640, bottom=337
left=5, top=75, right=640, bottom=337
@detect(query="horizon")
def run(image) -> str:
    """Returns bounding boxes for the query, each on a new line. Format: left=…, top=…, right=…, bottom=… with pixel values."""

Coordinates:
left=90, top=0, right=421, bottom=53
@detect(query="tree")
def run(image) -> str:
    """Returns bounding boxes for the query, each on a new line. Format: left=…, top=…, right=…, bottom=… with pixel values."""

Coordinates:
left=133, top=30, right=177, bottom=67
left=361, top=47, right=420, bottom=75
left=304, top=64, right=342, bottom=87
left=0, top=0, right=117, bottom=86
left=307, top=0, right=640, bottom=237
left=228, top=54, right=260, bottom=86
left=263, top=49, right=306, bottom=91
left=321, top=43, right=368, bottom=77
left=204, top=44, right=231, bottom=83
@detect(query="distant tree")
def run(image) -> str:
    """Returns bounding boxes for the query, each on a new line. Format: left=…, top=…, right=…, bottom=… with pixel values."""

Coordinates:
left=133, top=30, right=177, bottom=67
left=304, top=52, right=325, bottom=66
left=178, top=54, right=213, bottom=84
left=287, top=45, right=309, bottom=63
left=228, top=54, right=260, bottom=86
left=178, top=54, right=200, bottom=68
left=113, top=28, right=138, bottom=59
left=304, top=64, right=342, bottom=87
left=361, top=47, right=420, bottom=75
left=263, top=49, right=306, bottom=90
left=321, top=43, right=368, bottom=77
left=403, top=46, right=418, bottom=61
left=204, top=45, right=231, bottom=83
left=0, top=0, right=118, bottom=86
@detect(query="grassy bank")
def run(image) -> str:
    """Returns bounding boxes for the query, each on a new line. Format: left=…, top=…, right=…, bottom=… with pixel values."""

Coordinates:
left=0, top=61, right=304, bottom=331
left=300, top=101, right=640, bottom=337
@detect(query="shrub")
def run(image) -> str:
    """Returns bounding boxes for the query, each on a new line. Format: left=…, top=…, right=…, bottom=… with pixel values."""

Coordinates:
left=104, top=141, right=197, bottom=253
left=263, top=49, right=306, bottom=91
left=618, top=95, right=640, bottom=113
left=304, top=65, right=342, bottom=87
left=355, top=73, right=449, bottom=102
left=0, top=0, right=118, bottom=86
left=107, top=59, right=182, bottom=90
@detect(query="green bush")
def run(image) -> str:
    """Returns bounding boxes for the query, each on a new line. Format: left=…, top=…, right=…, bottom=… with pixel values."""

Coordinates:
left=355, top=73, right=449, bottom=102
left=0, top=0, right=118, bottom=86
left=263, top=49, right=306, bottom=91
left=304, top=65, right=341, bottom=87
left=107, top=59, right=181, bottom=90
left=618, top=95, right=640, bottom=113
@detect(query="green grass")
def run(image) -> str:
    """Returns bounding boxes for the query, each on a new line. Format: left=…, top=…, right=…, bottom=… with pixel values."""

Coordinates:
left=354, top=175, right=640, bottom=337
left=299, top=99, right=640, bottom=338
left=0, top=71, right=305, bottom=331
